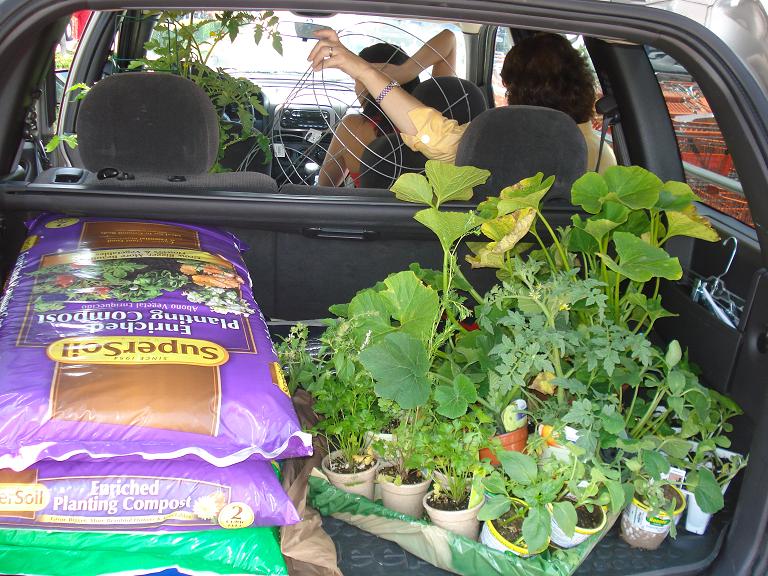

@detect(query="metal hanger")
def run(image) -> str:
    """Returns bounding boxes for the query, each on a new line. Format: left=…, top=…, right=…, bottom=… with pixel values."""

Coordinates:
left=691, top=237, right=743, bottom=328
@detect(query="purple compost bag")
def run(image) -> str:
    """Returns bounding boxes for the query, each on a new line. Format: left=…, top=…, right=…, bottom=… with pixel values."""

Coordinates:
left=0, top=458, right=299, bottom=531
left=0, top=214, right=311, bottom=471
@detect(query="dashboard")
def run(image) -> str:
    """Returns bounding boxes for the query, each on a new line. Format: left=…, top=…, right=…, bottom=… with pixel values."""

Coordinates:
left=219, top=77, right=355, bottom=186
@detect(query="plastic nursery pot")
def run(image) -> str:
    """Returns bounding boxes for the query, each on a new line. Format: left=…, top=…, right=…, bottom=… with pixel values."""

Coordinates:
left=480, top=498, right=550, bottom=557
left=548, top=501, right=607, bottom=548
left=423, top=490, right=484, bottom=541
left=478, top=427, right=528, bottom=466
left=321, top=451, right=379, bottom=501
left=379, top=473, right=432, bottom=518
left=620, top=485, right=686, bottom=550
left=684, top=479, right=732, bottom=535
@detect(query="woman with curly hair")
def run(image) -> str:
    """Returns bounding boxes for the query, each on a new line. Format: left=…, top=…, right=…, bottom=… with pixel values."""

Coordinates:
left=309, top=31, right=615, bottom=172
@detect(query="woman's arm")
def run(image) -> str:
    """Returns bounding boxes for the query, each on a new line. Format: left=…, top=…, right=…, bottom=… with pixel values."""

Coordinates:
left=381, top=29, right=457, bottom=83
left=309, top=29, right=423, bottom=135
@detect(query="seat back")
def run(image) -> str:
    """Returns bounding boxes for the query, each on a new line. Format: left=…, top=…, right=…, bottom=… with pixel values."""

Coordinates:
left=359, top=77, right=487, bottom=189
left=455, top=106, right=587, bottom=201
left=70, top=72, right=277, bottom=192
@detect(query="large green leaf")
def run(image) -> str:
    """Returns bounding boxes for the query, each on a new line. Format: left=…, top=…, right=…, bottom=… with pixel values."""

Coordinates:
left=641, top=449, right=670, bottom=480
left=496, top=173, right=554, bottom=213
left=522, top=505, right=551, bottom=553
left=477, top=495, right=512, bottom=521
left=347, top=288, right=392, bottom=341
left=567, top=217, right=599, bottom=255
left=692, top=468, right=725, bottom=514
left=391, top=173, right=434, bottom=205
left=606, top=479, right=629, bottom=513
left=435, top=374, right=478, bottom=418
left=656, top=180, right=699, bottom=211
left=484, top=209, right=536, bottom=254
left=596, top=200, right=630, bottom=225
left=627, top=293, right=677, bottom=325
left=665, top=205, right=720, bottom=242
left=603, top=165, right=662, bottom=210
left=552, top=501, right=577, bottom=538
left=497, top=451, right=538, bottom=485
left=584, top=217, right=622, bottom=244
left=414, top=208, right=480, bottom=251
left=425, top=160, right=490, bottom=206
left=380, top=271, right=439, bottom=342
left=572, top=172, right=609, bottom=214
left=600, top=232, right=682, bottom=282
left=358, top=332, right=431, bottom=409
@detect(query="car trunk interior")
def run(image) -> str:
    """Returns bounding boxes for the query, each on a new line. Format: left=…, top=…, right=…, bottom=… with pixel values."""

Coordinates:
left=0, top=1, right=767, bottom=575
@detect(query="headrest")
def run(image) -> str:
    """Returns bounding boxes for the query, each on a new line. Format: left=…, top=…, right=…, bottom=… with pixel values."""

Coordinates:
left=455, top=106, right=587, bottom=200
left=358, top=132, right=428, bottom=189
left=76, top=73, right=219, bottom=175
left=411, top=77, right=487, bottom=124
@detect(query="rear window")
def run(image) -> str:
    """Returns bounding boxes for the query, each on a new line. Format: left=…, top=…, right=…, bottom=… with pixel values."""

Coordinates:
left=647, top=47, right=752, bottom=227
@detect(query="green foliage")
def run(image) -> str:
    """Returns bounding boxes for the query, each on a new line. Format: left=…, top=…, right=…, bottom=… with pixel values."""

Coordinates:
left=130, top=11, right=281, bottom=168
left=286, top=161, right=745, bottom=545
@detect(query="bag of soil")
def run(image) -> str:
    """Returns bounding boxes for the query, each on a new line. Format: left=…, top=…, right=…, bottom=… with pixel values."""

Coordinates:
left=0, top=214, right=311, bottom=471
left=0, top=457, right=299, bottom=531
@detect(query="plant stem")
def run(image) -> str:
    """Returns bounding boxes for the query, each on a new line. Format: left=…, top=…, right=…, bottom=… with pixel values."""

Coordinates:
left=537, top=211, right=569, bottom=270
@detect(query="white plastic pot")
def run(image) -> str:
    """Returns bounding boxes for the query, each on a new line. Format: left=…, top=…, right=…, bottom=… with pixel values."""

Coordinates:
left=379, top=474, right=432, bottom=518
left=423, top=491, right=484, bottom=540
left=321, top=451, right=379, bottom=500
left=684, top=479, right=731, bottom=535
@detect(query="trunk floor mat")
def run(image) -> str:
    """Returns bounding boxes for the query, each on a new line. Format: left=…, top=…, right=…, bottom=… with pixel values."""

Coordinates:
left=321, top=512, right=728, bottom=576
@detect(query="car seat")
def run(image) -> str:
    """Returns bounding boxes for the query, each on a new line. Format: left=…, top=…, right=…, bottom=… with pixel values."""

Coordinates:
left=358, top=77, right=487, bottom=189
left=36, top=72, right=277, bottom=192
left=454, top=105, right=587, bottom=201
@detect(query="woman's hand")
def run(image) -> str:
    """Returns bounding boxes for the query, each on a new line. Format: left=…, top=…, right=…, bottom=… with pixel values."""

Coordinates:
left=307, top=29, right=371, bottom=79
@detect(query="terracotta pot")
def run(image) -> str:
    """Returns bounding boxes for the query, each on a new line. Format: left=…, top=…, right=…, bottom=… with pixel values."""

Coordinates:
left=620, top=486, right=686, bottom=550
left=423, top=491, right=484, bottom=540
left=321, top=451, right=379, bottom=500
left=379, top=474, right=432, bottom=518
left=479, top=427, right=529, bottom=466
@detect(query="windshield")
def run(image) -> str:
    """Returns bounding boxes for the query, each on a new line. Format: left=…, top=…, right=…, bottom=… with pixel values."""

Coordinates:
left=149, top=12, right=466, bottom=82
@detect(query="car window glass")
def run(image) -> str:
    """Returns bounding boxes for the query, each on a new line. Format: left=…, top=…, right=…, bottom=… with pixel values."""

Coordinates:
left=54, top=11, right=92, bottom=115
left=146, top=12, right=466, bottom=81
left=647, top=46, right=751, bottom=227
left=491, top=26, right=512, bottom=107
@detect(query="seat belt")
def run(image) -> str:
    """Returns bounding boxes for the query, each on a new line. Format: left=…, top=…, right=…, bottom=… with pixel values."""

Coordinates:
left=594, top=95, right=619, bottom=173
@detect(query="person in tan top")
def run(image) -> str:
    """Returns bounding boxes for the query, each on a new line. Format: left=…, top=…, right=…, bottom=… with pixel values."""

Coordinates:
left=308, top=30, right=616, bottom=172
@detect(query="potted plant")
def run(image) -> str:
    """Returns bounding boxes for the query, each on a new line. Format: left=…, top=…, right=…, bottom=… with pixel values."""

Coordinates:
left=548, top=456, right=627, bottom=548
left=309, top=316, right=388, bottom=500
left=620, top=449, right=687, bottom=550
left=421, top=415, right=492, bottom=540
left=478, top=451, right=565, bottom=556
left=374, top=413, right=433, bottom=518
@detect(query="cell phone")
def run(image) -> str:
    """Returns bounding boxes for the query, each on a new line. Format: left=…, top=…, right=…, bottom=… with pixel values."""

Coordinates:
left=294, top=22, right=332, bottom=40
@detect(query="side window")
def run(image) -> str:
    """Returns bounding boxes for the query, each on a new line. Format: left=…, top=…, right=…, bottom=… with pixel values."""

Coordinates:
left=647, top=47, right=751, bottom=227
left=491, top=27, right=512, bottom=107
left=54, top=11, right=91, bottom=113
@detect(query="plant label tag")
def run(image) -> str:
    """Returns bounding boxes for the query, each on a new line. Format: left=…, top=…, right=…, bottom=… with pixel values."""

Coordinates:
left=662, top=467, right=687, bottom=485
left=273, top=143, right=286, bottom=158
left=306, top=129, right=322, bottom=144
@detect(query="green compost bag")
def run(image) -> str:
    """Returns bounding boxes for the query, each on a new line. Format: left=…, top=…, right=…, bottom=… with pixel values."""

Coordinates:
left=0, top=525, right=287, bottom=575
left=309, top=475, right=611, bottom=576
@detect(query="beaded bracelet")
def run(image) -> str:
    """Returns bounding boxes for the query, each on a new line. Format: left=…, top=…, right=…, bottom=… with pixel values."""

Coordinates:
left=375, top=80, right=399, bottom=105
